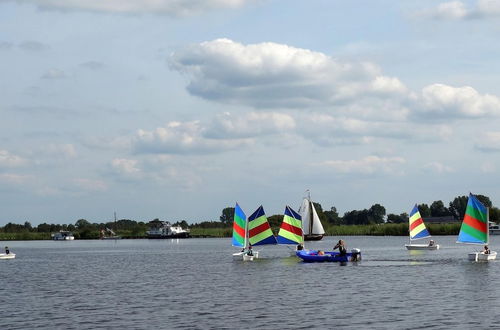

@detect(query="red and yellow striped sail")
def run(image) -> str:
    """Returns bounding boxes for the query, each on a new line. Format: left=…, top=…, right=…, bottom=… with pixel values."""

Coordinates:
left=248, top=206, right=277, bottom=246
left=277, top=205, right=303, bottom=245
left=409, top=204, right=431, bottom=240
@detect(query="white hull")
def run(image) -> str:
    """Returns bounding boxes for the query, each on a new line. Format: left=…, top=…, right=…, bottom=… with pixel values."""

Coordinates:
left=0, top=253, right=15, bottom=259
left=232, top=251, right=259, bottom=261
left=468, top=251, right=497, bottom=261
left=53, top=236, right=74, bottom=240
left=405, top=244, right=439, bottom=250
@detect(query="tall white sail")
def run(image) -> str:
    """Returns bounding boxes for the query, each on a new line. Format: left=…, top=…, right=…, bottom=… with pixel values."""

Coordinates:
left=299, top=198, right=311, bottom=235
left=310, top=203, right=325, bottom=235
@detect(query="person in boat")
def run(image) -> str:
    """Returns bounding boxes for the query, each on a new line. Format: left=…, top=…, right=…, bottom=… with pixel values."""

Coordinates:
left=333, top=240, right=347, bottom=256
left=5, top=246, right=10, bottom=255
left=247, top=244, right=253, bottom=256
left=484, top=245, right=491, bottom=254
left=317, top=250, right=325, bottom=256
left=428, top=240, right=435, bottom=247
left=296, top=243, right=304, bottom=251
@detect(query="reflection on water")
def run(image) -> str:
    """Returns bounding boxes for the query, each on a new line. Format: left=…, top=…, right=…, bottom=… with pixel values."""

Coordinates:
left=1, top=236, right=500, bottom=329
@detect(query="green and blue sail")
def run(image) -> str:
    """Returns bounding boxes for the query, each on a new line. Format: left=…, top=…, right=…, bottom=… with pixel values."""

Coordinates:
left=457, top=193, right=488, bottom=245
left=232, top=203, right=277, bottom=247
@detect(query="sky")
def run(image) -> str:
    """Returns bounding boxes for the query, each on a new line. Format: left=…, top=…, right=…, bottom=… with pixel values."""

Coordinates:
left=2, top=0, right=500, bottom=226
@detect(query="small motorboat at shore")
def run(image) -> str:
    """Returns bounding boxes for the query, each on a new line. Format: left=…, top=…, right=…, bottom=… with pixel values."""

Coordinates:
left=296, top=249, right=361, bottom=262
left=0, top=253, right=16, bottom=260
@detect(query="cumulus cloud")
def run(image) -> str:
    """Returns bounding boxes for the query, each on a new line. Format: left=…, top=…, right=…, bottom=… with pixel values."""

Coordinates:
left=133, top=120, right=249, bottom=154
left=0, top=150, right=27, bottom=168
left=205, top=111, right=296, bottom=139
left=419, top=0, right=500, bottom=20
left=170, top=39, right=500, bottom=122
left=417, top=84, right=500, bottom=118
left=318, top=156, right=406, bottom=175
left=170, top=38, right=407, bottom=109
left=16, top=0, right=251, bottom=16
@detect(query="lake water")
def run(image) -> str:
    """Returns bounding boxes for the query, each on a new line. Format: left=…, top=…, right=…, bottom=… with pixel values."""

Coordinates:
left=1, top=236, right=500, bottom=329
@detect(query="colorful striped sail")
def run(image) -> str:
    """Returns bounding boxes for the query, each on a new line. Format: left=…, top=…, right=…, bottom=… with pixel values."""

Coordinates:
left=457, top=193, right=488, bottom=244
left=248, top=206, right=277, bottom=246
left=277, top=205, right=303, bottom=245
left=232, top=203, right=246, bottom=247
left=409, top=204, right=431, bottom=240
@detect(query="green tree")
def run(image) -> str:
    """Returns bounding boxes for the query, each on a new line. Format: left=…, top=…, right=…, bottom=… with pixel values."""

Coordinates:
left=220, top=207, right=235, bottom=225
left=430, top=200, right=451, bottom=217
left=75, top=219, right=91, bottom=229
left=387, top=213, right=408, bottom=224
left=448, top=195, right=468, bottom=220
left=324, top=206, right=342, bottom=225
left=369, top=204, right=386, bottom=224
left=417, top=204, right=431, bottom=217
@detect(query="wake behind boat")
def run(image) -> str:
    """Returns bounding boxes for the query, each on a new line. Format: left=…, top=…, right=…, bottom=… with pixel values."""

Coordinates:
left=405, top=204, right=439, bottom=250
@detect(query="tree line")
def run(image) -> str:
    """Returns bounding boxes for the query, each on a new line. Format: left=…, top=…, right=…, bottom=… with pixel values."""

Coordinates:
left=1, top=194, right=497, bottom=238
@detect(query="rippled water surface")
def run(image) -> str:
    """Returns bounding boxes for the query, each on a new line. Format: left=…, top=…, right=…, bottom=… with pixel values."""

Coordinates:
left=2, top=236, right=500, bottom=329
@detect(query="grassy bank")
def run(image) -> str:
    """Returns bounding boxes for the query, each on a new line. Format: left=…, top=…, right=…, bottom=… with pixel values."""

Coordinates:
left=0, top=223, right=462, bottom=240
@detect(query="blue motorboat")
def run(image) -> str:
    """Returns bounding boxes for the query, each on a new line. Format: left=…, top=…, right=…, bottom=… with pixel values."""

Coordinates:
left=296, top=249, right=361, bottom=262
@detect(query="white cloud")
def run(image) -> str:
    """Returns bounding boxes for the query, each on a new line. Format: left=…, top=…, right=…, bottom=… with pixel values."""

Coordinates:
left=417, top=84, right=500, bottom=118
left=43, top=143, right=77, bottom=159
left=318, top=156, right=406, bottom=175
left=170, top=38, right=407, bottom=109
left=17, top=0, right=251, bottom=16
left=205, top=111, right=296, bottom=139
left=171, top=39, right=500, bottom=123
left=419, top=0, right=500, bottom=20
left=133, top=120, right=249, bottom=154
left=423, top=162, right=455, bottom=173
left=0, top=150, right=27, bottom=168
left=111, top=158, right=142, bottom=176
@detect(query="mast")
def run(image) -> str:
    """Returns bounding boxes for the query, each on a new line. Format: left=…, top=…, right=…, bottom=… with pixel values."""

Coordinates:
left=308, top=191, right=313, bottom=236
left=487, top=207, right=490, bottom=245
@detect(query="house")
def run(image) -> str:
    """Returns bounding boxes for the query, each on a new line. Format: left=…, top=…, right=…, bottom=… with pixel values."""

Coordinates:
left=423, top=216, right=460, bottom=224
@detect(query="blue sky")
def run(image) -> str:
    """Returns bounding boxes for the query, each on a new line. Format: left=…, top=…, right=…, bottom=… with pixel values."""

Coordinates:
left=2, top=0, right=500, bottom=225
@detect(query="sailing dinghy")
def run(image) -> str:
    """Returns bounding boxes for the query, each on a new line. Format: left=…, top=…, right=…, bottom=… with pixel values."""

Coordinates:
left=457, top=193, right=497, bottom=261
left=299, top=191, right=325, bottom=241
left=277, top=205, right=304, bottom=255
left=0, top=253, right=15, bottom=260
left=232, top=204, right=276, bottom=261
left=405, top=204, right=439, bottom=250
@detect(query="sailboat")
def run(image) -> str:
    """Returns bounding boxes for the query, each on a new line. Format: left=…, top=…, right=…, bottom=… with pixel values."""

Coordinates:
left=277, top=205, right=304, bottom=255
left=232, top=204, right=277, bottom=261
left=232, top=203, right=252, bottom=260
left=299, top=191, right=325, bottom=241
left=457, top=193, right=497, bottom=261
left=405, top=204, right=439, bottom=250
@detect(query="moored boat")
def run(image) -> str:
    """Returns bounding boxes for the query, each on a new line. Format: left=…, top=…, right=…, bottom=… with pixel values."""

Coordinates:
left=146, top=221, right=190, bottom=239
left=52, top=230, right=75, bottom=240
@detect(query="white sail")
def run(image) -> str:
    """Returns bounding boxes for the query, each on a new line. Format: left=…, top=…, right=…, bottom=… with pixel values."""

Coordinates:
left=299, top=197, right=325, bottom=236
left=299, top=198, right=311, bottom=235
left=310, top=203, right=325, bottom=235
